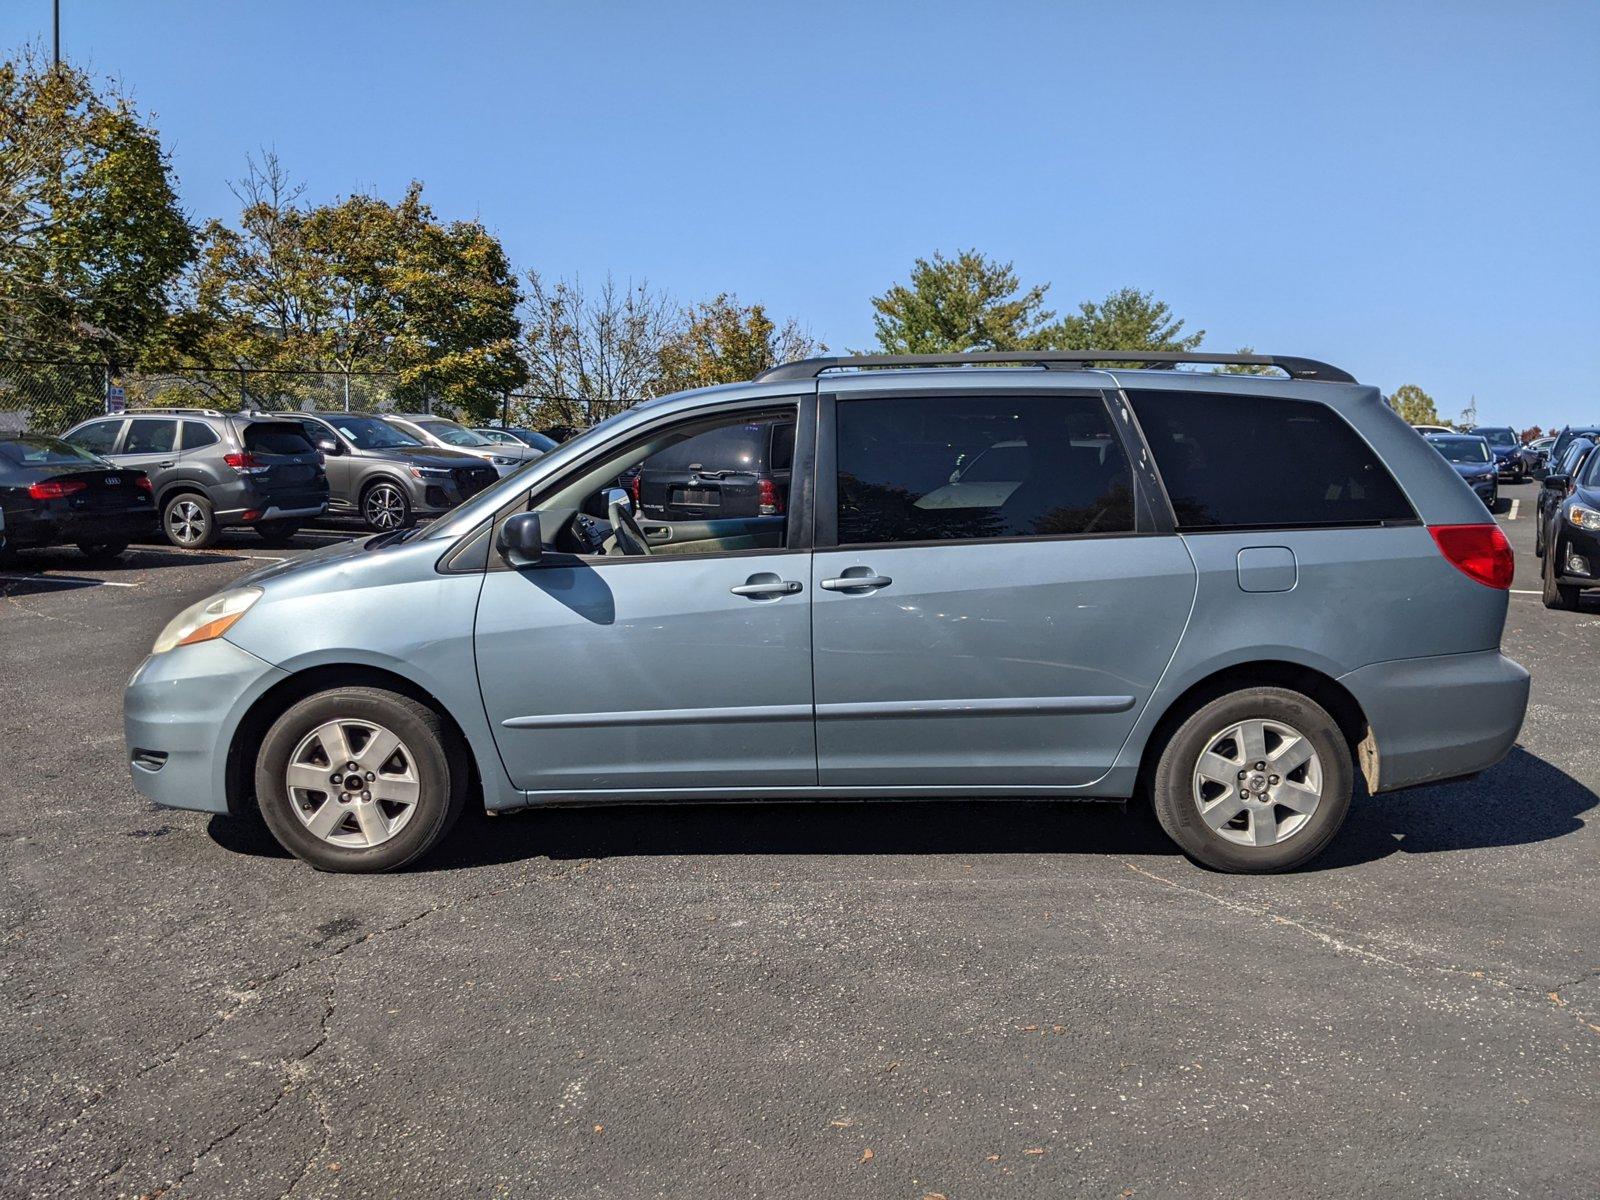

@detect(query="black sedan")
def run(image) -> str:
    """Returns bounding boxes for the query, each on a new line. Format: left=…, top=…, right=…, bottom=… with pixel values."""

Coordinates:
left=1425, top=434, right=1499, bottom=509
left=0, top=434, right=156, bottom=562
left=1536, top=437, right=1600, bottom=609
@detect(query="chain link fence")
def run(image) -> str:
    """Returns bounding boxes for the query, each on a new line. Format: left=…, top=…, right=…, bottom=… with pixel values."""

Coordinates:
left=0, top=357, right=622, bottom=438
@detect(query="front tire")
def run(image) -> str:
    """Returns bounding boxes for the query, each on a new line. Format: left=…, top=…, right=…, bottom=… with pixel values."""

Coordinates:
left=254, top=686, right=468, bottom=873
left=1542, top=542, right=1580, bottom=610
left=1150, top=687, right=1353, bottom=873
left=361, top=481, right=413, bottom=532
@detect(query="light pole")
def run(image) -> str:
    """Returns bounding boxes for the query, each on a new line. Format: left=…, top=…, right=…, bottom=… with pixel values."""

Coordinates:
left=52, top=0, right=60, bottom=68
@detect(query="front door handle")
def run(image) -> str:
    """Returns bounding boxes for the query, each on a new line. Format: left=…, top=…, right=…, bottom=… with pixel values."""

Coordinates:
left=819, top=570, right=893, bottom=593
left=157, top=460, right=175, bottom=468
left=731, top=572, right=802, bottom=599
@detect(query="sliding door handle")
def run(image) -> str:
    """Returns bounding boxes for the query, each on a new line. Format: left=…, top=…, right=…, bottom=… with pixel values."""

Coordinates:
left=819, top=572, right=892, bottom=592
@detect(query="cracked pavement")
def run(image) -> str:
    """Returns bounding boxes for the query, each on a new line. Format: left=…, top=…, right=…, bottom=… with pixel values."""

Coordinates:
left=1, top=495, right=1597, bottom=1198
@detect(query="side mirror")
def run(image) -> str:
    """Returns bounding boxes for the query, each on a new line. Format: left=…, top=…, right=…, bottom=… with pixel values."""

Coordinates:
left=496, top=510, right=543, bottom=565
left=1542, top=474, right=1570, bottom=492
left=316, top=437, right=341, bottom=455
left=603, top=486, right=631, bottom=513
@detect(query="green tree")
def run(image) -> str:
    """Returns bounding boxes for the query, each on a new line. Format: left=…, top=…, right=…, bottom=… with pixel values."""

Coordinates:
left=1041, top=286, right=1204, bottom=355
left=1388, top=384, right=1440, bottom=426
left=659, top=293, right=822, bottom=392
left=870, top=249, right=1054, bottom=353
left=180, top=156, right=525, bottom=419
left=0, top=51, right=195, bottom=363
left=1216, top=345, right=1278, bottom=375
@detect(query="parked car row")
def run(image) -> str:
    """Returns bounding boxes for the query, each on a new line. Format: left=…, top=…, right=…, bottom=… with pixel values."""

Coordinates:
left=1534, top=432, right=1600, bottom=610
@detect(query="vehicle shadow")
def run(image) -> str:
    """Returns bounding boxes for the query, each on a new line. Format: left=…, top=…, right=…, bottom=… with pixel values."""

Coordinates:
left=208, top=747, right=1594, bottom=874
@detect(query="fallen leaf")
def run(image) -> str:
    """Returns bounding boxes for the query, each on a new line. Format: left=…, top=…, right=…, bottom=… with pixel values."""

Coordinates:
left=593, top=1124, right=604, bottom=1134
left=859, top=1148, right=874, bottom=1164
left=327, top=1162, right=341, bottom=1172
left=1020, top=1025, right=1038, bottom=1032
left=1024, top=1147, right=1045, bottom=1156
left=985, top=1154, right=1000, bottom=1162
left=924, top=1193, right=948, bottom=1199
left=829, top=1119, right=853, bottom=1129
left=883, top=1061, right=899, bottom=1072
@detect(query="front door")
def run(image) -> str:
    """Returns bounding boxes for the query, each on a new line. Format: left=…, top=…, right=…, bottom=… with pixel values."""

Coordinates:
left=474, top=402, right=816, bottom=796
left=810, top=387, right=1196, bottom=789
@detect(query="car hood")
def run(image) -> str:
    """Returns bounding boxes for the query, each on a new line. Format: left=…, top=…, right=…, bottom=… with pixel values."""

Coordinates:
left=447, top=442, right=540, bottom=462
left=1449, top=461, right=1497, bottom=477
left=362, top=446, right=488, bottom=469
left=234, top=535, right=376, bottom=588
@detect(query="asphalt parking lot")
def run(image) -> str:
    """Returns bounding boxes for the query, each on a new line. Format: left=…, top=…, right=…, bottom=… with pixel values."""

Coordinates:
left=2, top=486, right=1596, bottom=1199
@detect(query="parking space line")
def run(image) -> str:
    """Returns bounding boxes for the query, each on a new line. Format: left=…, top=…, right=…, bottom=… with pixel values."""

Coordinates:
left=1508, top=499, right=1520, bottom=520
left=0, top=573, right=139, bottom=588
left=1510, top=589, right=1541, bottom=595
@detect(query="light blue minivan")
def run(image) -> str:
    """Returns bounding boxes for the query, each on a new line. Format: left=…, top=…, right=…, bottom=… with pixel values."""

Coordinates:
left=124, top=352, right=1529, bottom=873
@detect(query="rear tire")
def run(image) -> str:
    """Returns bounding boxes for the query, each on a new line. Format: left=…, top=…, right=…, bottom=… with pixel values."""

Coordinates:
left=253, top=521, right=301, bottom=546
left=254, top=686, right=468, bottom=873
left=163, top=493, right=220, bottom=549
left=1150, top=687, right=1353, bottom=873
left=76, top=539, right=129, bottom=562
left=1542, top=542, right=1580, bottom=610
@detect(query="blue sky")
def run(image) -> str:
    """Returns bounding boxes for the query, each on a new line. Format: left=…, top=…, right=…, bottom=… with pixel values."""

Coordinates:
left=6, top=1, right=1598, bottom=427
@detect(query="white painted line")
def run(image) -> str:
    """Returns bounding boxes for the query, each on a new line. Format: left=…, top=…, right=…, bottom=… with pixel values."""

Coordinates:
left=1508, top=499, right=1520, bottom=520
left=0, top=573, right=138, bottom=588
left=1510, top=589, right=1541, bottom=595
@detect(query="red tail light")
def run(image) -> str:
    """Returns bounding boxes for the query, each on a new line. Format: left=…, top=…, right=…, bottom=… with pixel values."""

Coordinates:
left=28, top=479, right=88, bottom=500
left=1430, top=523, right=1513, bottom=589
left=630, top=471, right=641, bottom=507
left=757, top=476, right=784, bottom=516
left=223, top=452, right=267, bottom=474
left=135, top=475, right=153, bottom=492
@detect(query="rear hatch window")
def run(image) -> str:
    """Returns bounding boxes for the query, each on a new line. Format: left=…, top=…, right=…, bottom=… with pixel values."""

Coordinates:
left=244, top=423, right=316, bottom=455
left=243, top=422, right=322, bottom=493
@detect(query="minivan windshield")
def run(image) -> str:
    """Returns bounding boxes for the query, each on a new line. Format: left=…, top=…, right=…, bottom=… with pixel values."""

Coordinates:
left=416, top=419, right=493, bottom=447
left=1431, top=437, right=1491, bottom=464
left=331, top=417, right=423, bottom=450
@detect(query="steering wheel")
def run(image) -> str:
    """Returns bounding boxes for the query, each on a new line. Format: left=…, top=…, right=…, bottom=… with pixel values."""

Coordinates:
left=608, top=497, right=652, bottom=556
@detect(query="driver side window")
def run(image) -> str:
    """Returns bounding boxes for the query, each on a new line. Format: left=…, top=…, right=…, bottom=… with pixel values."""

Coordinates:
left=530, top=407, right=799, bottom=560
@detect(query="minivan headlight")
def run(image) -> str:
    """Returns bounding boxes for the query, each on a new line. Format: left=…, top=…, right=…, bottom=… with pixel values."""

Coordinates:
left=1568, top=504, right=1600, bottom=532
left=151, top=587, right=262, bottom=655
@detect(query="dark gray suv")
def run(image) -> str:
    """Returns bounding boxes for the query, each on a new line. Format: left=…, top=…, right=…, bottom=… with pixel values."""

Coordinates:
left=294, top=413, right=500, bottom=531
left=62, top=408, right=329, bottom=547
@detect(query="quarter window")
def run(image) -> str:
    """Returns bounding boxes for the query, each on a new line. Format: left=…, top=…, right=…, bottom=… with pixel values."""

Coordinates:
left=834, top=394, right=1135, bottom=546
left=1127, top=390, right=1414, bottom=530
left=181, top=421, right=219, bottom=450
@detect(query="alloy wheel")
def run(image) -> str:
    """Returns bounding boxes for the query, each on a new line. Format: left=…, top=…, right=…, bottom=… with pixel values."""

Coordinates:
left=364, top=484, right=405, bottom=530
left=166, top=499, right=208, bottom=546
left=285, top=718, right=420, bottom=848
left=1191, top=717, right=1323, bottom=848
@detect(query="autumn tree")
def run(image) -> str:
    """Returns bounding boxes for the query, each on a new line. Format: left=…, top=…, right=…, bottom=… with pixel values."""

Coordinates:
left=1387, top=384, right=1440, bottom=426
left=1520, top=426, right=1543, bottom=445
left=870, top=249, right=1053, bottom=353
left=658, top=293, right=822, bottom=392
left=0, top=51, right=194, bottom=361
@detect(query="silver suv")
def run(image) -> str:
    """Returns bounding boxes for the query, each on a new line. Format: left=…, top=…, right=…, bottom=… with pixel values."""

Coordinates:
left=124, top=352, right=1529, bottom=874
left=62, top=408, right=328, bottom=547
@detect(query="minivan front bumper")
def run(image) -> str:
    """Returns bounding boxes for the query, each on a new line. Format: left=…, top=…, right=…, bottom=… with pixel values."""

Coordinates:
left=124, top=638, right=287, bottom=813
left=1339, top=650, right=1530, bottom=793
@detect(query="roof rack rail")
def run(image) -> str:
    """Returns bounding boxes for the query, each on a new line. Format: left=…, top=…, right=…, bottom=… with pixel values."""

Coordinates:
left=124, top=406, right=228, bottom=417
left=754, top=350, right=1355, bottom=384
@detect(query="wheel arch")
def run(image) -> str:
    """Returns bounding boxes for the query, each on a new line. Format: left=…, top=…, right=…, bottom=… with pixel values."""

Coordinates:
left=225, top=663, right=481, bottom=819
left=1133, top=660, right=1375, bottom=799
left=156, top=481, right=210, bottom=510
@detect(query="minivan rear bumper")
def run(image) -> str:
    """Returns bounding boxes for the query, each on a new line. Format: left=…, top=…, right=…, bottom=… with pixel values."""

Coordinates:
left=1339, top=650, right=1529, bottom=794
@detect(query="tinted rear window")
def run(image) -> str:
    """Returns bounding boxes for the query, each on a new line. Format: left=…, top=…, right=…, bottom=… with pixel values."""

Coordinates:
left=648, top=422, right=784, bottom=473
left=244, top=423, right=315, bottom=455
left=1128, top=390, right=1415, bottom=530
